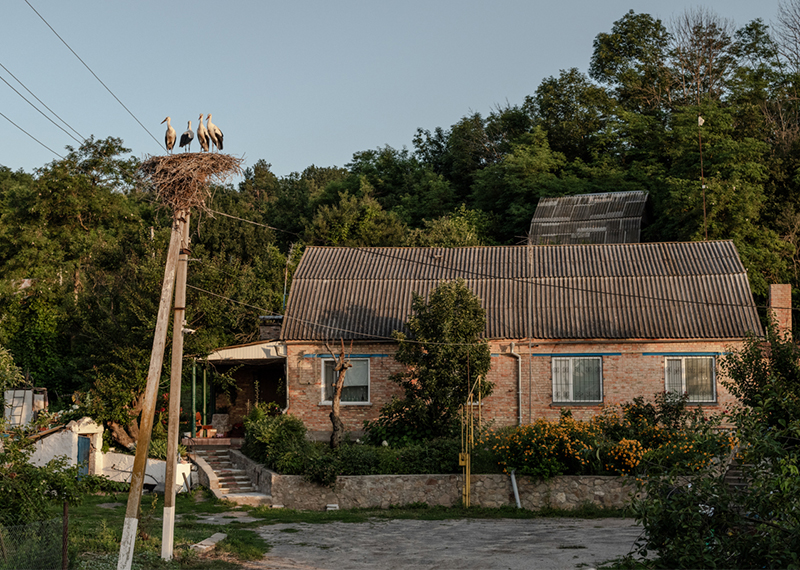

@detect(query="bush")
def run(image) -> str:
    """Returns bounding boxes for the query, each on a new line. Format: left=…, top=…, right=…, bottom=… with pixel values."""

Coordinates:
left=242, top=406, right=308, bottom=469
left=485, top=399, right=733, bottom=480
left=630, top=328, right=800, bottom=568
left=147, top=438, right=187, bottom=461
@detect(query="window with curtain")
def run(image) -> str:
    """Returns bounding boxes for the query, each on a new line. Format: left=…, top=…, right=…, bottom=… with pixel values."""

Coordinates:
left=552, top=357, right=602, bottom=403
left=323, top=359, right=369, bottom=403
left=665, top=356, right=715, bottom=403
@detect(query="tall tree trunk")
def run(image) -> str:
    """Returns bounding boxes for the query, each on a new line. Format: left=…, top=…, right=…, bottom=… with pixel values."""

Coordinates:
left=325, top=340, right=352, bottom=449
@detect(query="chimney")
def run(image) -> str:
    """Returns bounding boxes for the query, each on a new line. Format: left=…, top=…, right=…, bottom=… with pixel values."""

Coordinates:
left=769, top=284, right=792, bottom=339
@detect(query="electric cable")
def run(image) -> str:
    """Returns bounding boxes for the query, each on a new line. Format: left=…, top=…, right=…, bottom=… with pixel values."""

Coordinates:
left=23, top=0, right=163, bottom=149
left=0, top=60, right=85, bottom=141
left=0, top=73, right=82, bottom=145
left=0, top=110, right=65, bottom=159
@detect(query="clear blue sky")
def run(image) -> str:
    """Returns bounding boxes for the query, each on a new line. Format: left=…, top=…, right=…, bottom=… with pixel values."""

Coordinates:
left=0, top=1, right=781, bottom=179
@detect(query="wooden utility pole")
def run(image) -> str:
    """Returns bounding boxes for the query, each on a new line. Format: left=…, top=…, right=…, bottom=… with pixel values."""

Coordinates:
left=161, top=211, right=190, bottom=560
left=117, top=213, right=183, bottom=570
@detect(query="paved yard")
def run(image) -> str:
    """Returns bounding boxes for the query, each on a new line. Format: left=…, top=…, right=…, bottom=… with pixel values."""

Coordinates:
left=248, top=517, right=643, bottom=570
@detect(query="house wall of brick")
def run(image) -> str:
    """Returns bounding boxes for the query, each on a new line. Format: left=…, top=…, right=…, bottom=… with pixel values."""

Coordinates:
left=285, top=338, right=743, bottom=435
left=769, top=284, right=792, bottom=337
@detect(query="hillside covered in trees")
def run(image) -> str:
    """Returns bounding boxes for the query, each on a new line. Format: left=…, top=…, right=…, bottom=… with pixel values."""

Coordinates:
left=2, top=6, right=800, bottom=409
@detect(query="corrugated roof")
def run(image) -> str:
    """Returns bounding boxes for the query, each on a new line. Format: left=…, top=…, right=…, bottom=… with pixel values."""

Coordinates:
left=529, top=191, right=648, bottom=244
left=281, top=241, right=762, bottom=341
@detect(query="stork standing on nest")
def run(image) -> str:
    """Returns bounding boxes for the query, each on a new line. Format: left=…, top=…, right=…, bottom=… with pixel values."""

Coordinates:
left=161, top=117, right=176, bottom=154
left=179, top=121, right=194, bottom=152
left=206, top=114, right=223, bottom=152
left=196, top=114, right=210, bottom=152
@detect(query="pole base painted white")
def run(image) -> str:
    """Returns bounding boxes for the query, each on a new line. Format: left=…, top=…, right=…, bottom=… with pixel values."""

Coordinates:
left=161, top=505, right=175, bottom=560
left=117, top=517, right=139, bottom=570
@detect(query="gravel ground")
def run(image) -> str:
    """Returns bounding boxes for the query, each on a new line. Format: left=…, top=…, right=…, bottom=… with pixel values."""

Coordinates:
left=247, top=517, right=643, bottom=570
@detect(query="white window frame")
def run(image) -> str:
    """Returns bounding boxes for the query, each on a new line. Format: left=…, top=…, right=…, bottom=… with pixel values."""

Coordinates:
left=551, top=356, right=603, bottom=403
left=664, top=356, right=716, bottom=403
left=321, top=358, right=370, bottom=405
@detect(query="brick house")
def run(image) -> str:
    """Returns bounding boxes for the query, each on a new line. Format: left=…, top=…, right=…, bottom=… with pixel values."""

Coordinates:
left=274, top=240, right=781, bottom=438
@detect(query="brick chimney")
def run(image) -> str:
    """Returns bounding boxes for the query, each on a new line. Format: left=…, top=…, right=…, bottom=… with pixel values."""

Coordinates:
left=769, top=284, right=792, bottom=338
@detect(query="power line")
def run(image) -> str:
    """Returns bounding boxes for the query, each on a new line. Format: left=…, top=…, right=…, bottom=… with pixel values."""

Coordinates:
left=186, top=284, right=282, bottom=317
left=0, top=110, right=64, bottom=159
left=0, top=73, right=82, bottom=145
left=0, top=60, right=85, bottom=141
left=196, top=206, right=793, bottom=313
left=206, top=208, right=301, bottom=237
left=23, top=0, right=163, bottom=149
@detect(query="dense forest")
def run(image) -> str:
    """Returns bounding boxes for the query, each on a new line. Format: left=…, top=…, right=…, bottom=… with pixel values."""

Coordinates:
left=2, top=7, right=800, bottom=412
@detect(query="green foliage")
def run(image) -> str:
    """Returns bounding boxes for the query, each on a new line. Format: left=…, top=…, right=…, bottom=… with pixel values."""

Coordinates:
left=486, top=397, right=732, bottom=481
left=365, top=280, right=492, bottom=445
left=0, top=345, right=24, bottom=399
left=241, top=406, right=308, bottom=468
left=630, top=326, right=800, bottom=568
left=404, top=205, right=490, bottom=247
left=0, top=424, right=87, bottom=525
left=146, top=438, right=187, bottom=461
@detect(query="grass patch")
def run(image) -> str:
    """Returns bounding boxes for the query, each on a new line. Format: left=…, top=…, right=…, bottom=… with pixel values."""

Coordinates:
left=54, top=490, right=270, bottom=568
left=216, top=528, right=270, bottom=560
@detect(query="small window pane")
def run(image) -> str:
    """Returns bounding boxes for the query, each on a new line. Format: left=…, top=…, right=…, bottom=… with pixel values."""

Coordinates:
left=686, top=357, right=714, bottom=402
left=324, top=359, right=369, bottom=402
left=552, top=357, right=601, bottom=402
left=665, top=359, right=683, bottom=394
left=573, top=358, right=601, bottom=401
left=553, top=358, right=570, bottom=401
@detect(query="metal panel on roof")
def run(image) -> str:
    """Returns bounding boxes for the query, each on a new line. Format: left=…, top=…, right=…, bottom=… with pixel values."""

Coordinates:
left=281, top=242, right=761, bottom=342
left=529, top=191, right=648, bottom=244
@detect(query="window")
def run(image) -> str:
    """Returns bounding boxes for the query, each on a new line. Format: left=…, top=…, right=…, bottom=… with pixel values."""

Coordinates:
left=322, top=359, right=369, bottom=403
left=665, top=357, right=715, bottom=403
left=552, top=357, right=602, bottom=403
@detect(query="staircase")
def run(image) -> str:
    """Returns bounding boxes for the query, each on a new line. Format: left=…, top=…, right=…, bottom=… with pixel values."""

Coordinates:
left=723, top=459, right=752, bottom=493
left=191, top=446, right=271, bottom=506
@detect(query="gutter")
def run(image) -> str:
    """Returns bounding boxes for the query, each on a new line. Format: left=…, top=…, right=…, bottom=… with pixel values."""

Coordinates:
left=510, top=343, right=522, bottom=426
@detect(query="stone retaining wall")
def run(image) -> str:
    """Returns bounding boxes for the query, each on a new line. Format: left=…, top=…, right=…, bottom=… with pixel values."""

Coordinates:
left=231, top=452, right=637, bottom=511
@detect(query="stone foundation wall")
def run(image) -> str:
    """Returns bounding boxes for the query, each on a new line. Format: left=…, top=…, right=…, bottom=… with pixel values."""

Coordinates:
left=232, top=453, right=636, bottom=511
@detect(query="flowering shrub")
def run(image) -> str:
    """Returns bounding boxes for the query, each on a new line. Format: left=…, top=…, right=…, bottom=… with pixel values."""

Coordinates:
left=486, top=412, right=600, bottom=478
left=486, top=395, right=734, bottom=480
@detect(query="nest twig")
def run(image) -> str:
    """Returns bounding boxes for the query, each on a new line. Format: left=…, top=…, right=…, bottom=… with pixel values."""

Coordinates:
left=140, top=153, right=243, bottom=214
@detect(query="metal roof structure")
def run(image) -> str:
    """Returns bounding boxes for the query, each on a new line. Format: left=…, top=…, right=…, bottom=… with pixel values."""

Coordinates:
left=528, top=191, right=648, bottom=244
left=281, top=241, right=762, bottom=342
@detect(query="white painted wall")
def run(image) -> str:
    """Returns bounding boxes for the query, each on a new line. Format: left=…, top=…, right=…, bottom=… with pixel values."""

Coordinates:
left=30, top=429, right=78, bottom=467
left=101, top=451, right=192, bottom=491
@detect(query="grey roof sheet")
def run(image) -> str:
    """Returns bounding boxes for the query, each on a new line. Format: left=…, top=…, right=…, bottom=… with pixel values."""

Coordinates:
left=282, top=241, right=761, bottom=341
left=529, top=191, right=647, bottom=244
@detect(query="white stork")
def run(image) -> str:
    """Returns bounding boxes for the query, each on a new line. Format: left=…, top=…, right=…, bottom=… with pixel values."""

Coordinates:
left=161, top=116, right=176, bottom=153
left=206, top=114, right=224, bottom=152
left=196, top=114, right=210, bottom=152
left=179, top=121, right=194, bottom=152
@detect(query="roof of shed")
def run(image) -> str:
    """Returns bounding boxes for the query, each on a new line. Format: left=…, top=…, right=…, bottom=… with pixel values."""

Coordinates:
left=281, top=241, right=761, bottom=341
left=529, top=191, right=648, bottom=244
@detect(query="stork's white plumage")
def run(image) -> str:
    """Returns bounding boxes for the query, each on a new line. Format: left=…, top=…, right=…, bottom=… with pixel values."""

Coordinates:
left=179, top=121, right=194, bottom=152
left=206, top=114, right=223, bottom=152
left=161, top=116, right=176, bottom=153
left=197, top=113, right=210, bottom=152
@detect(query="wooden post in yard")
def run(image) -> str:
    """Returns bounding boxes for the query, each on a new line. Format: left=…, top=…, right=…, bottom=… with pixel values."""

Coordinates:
left=117, top=213, right=183, bottom=570
left=161, top=211, right=190, bottom=561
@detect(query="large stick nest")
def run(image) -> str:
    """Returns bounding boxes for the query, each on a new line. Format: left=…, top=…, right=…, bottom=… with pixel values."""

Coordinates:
left=140, top=153, right=243, bottom=213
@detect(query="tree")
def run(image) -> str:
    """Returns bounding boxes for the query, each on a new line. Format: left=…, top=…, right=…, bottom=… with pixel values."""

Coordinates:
left=631, top=326, right=800, bottom=567
left=590, top=10, right=673, bottom=111
left=404, top=205, right=489, bottom=247
left=305, top=182, right=406, bottom=246
left=365, top=280, right=492, bottom=444
left=470, top=127, right=571, bottom=243
left=670, top=8, right=736, bottom=106
left=526, top=68, right=617, bottom=162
